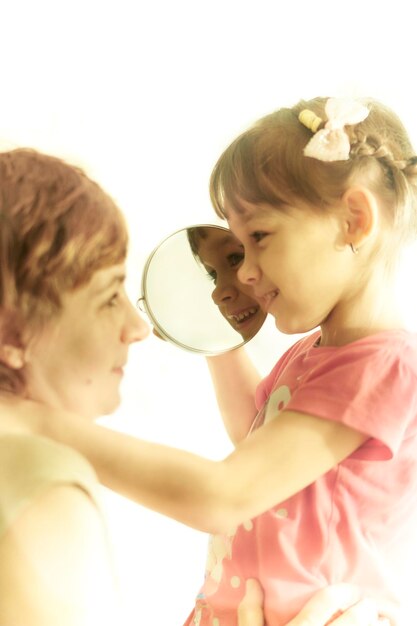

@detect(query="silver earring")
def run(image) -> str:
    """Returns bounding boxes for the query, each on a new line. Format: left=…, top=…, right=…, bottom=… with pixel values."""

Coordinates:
left=350, top=243, right=358, bottom=254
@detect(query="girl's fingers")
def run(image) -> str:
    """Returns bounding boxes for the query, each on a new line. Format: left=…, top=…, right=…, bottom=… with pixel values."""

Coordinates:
left=152, top=327, right=165, bottom=340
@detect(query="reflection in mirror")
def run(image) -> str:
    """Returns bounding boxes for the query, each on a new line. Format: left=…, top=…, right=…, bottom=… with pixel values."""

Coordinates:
left=139, top=225, right=267, bottom=355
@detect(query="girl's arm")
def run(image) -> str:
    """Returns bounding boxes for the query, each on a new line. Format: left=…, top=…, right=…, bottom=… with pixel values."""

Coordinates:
left=205, top=347, right=261, bottom=444
left=0, top=484, right=120, bottom=626
left=36, top=405, right=366, bottom=535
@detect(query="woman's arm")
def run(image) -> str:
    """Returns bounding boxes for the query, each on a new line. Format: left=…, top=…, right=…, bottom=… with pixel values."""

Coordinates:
left=34, top=405, right=366, bottom=534
left=238, top=580, right=392, bottom=626
left=205, top=347, right=261, bottom=444
left=0, top=484, right=120, bottom=626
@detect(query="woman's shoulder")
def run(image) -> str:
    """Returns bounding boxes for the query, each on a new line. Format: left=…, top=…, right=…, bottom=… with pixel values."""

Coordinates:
left=0, top=434, right=117, bottom=624
left=0, top=432, right=97, bottom=483
left=0, top=433, right=100, bottom=538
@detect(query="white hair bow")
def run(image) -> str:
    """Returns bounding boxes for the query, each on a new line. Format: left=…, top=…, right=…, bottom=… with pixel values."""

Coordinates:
left=299, top=98, right=370, bottom=162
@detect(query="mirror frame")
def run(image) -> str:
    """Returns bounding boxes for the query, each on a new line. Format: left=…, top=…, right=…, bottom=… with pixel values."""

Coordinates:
left=139, top=224, right=260, bottom=355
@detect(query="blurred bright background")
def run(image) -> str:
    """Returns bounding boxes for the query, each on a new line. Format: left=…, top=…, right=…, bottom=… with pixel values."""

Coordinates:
left=1, top=1, right=417, bottom=623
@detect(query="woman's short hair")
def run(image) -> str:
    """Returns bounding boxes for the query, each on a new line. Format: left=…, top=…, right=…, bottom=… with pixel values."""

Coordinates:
left=0, top=148, right=128, bottom=393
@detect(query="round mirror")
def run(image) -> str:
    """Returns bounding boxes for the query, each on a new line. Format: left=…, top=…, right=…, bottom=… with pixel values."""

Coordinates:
left=138, top=224, right=267, bottom=355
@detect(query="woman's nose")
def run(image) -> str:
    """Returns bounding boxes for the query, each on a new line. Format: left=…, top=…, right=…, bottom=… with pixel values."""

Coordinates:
left=123, top=300, right=151, bottom=344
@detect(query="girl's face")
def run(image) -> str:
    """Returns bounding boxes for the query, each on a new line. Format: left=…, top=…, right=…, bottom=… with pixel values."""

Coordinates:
left=226, top=199, right=357, bottom=338
left=24, top=264, right=149, bottom=419
left=196, top=229, right=266, bottom=340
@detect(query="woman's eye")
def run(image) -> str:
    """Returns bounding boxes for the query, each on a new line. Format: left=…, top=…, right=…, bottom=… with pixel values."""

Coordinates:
left=250, top=231, right=267, bottom=243
left=107, top=293, right=120, bottom=307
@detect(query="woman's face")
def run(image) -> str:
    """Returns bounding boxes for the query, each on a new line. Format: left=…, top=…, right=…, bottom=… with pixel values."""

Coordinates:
left=23, top=264, right=149, bottom=419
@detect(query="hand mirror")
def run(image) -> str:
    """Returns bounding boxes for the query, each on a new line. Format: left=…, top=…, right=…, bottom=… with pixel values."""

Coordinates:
left=138, top=224, right=267, bottom=355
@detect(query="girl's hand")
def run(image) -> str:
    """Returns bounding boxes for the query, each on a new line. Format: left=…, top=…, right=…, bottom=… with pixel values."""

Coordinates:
left=237, top=580, right=394, bottom=626
left=152, top=327, right=165, bottom=341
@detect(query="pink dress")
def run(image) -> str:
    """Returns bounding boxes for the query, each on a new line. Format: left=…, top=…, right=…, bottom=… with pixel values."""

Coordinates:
left=183, top=330, right=417, bottom=626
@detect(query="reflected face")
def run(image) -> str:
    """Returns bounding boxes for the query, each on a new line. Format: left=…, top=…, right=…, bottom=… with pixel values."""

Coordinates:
left=192, top=228, right=266, bottom=340
left=24, top=264, right=149, bottom=419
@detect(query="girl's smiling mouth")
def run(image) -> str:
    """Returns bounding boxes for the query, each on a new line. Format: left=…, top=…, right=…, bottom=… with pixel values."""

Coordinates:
left=258, top=289, right=279, bottom=312
left=227, top=306, right=260, bottom=325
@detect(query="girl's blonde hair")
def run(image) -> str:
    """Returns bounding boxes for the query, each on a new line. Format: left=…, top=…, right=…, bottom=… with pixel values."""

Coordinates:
left=210, top=97, right=417, bottom=248
left=0, top=148, right=128, bottom=393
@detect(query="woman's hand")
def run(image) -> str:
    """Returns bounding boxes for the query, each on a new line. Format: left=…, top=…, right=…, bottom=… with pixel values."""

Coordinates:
left=237, top=580, right=393, bottom=626
left=238, top=579, right=265, bottom=626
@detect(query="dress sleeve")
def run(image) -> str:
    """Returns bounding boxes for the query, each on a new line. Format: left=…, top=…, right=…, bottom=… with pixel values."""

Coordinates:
left=255, top=333, right=319, bottom=410
left=255, top=361, right=281, bottom=410
left=286, top=336, right=417, bottom=460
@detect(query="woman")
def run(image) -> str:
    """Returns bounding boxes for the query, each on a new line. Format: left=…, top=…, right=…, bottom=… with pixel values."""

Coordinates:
left=0, top=148, right=147, bottom=625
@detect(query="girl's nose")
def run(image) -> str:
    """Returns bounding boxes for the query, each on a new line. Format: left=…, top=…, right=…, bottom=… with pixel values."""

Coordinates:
left=237, top=252, right=260, bottom=285
left=212, top=283, right=239, bottom=306
left=123, top=300, right=151, bottom=344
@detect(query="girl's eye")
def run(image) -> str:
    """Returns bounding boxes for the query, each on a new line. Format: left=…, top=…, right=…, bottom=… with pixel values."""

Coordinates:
left=250, top=231, right=268, bottom=243
left=206, top=270, right=217, bottom=284
left=227, top=252, right=244, bottom=268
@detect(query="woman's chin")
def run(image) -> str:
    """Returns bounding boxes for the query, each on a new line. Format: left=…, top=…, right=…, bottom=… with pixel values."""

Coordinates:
left=95, top=395, right=123, bottom=420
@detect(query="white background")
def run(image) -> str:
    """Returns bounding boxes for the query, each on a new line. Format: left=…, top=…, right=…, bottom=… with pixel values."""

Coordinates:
left=2, top=1, right=417, bottom=623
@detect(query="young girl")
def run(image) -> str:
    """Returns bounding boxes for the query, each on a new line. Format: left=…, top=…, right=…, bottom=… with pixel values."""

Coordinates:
left=11, top=96, right=410, bottom=626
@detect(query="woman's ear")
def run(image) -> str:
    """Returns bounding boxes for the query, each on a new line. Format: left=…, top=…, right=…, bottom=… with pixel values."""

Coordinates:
left=0, top=344, right=25, bottom=369
left=342, top=187, right=379, bottom=250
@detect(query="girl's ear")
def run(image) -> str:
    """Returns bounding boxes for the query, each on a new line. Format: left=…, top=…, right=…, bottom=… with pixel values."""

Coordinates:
left=0, top=344, right=25, bottom=369
left=342, top=187, right=379, bottom=250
